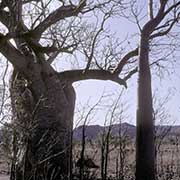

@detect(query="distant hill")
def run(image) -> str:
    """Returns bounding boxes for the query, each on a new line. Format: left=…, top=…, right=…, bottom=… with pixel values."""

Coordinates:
left=1, top=123, right=180, bottom=142
left=73, top=123, right=180, bottom=141
left=73, top=123, right=136, bottom=141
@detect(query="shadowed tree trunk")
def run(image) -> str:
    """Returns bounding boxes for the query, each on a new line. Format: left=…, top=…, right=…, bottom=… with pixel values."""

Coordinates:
left=0, top=0, right=178, bottom=180
left=10, top=70, right=76, bottom=180
left=0, top=1, right=143, bottom=179
left=6, top=44, right=137, bottom=180
left=135, top=1, right=180, bottom=179
left=136, top=32, right=155, bottom=180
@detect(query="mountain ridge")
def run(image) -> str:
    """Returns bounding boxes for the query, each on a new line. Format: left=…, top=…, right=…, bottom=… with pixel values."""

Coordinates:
left=73, top=123, right=180, bottom=141
left=1, top=123, right=180, bottom=142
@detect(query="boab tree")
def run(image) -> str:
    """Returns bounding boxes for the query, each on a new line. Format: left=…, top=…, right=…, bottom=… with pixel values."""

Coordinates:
left=0, top=1, right=138, bottom=180
left=136, top=1, right=180, bottom=180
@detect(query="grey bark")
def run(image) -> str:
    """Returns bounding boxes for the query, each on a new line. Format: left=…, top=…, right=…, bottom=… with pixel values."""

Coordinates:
left=136, top=32, right=155, bottom=180
left=0, top=2, right=139, bottom=180
left=10, top=70, right=75, bottom=180
left=135, top=1, right=180, bottom=179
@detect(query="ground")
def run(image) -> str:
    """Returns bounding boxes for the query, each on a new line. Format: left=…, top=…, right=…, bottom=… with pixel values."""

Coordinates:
left=1, top=136, right=180, bottom=179
left=0, top=175, right=9, bottom=180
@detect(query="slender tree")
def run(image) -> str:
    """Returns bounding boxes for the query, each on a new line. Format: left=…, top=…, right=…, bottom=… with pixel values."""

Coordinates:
left=0, top=1, right=179, bottom=179
left=136, top=1, right=180, bottom=180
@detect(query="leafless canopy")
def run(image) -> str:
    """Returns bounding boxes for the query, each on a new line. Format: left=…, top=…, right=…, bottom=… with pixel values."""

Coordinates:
left=0, top=0, right=140, bottom=89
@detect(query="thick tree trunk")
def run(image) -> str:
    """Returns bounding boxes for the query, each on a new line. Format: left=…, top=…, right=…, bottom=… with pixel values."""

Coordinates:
left=136, top=33, right=155, bottom=180
left=10, top=70, right=75, bottom=180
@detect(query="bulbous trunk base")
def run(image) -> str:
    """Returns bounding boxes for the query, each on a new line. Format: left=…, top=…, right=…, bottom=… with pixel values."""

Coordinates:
left=10, top=71, right=75, bottom=180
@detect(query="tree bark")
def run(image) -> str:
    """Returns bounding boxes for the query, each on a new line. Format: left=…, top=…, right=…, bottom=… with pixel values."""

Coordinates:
left=136, top=32, right=155, bottom=180
left=10, top=70, right=75, bottom=180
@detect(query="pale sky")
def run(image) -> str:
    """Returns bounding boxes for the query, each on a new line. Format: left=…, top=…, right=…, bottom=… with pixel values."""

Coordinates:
left=72, top=3, right=180, bottom=126
left=0, top=1, right=180, bottom=127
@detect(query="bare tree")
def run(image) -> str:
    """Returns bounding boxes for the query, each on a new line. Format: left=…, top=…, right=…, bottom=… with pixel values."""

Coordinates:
left=136, top=1, right=180, bottom=180
left=100, top=92, right=124, bottom=180
left=0, top=1, right=139, bottom=179
left=78, top=97, right=102, bottom=180
left=115, top=108, right=131, bottom=180
left=0, top=0, right=179, bottom=179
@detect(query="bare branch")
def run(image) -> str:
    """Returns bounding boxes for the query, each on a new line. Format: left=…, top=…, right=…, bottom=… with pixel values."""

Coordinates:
left=164, top=1, right=180, bottom=17
left=58, top=69, right=127, bottom=87
left=84, top=13, right=110, bottom=71
left=123, top=67, right=138, bottom=81
left=150, top=13, right=180, bottom=39
left=32, top=2, right=86, bottom=39
left=0, top=10, right=11, bottom=28
left=113, top=48, right=138, bottom=74
left=149, top=0, right=154, bottom=20
left=28, top=41, right=77, bottom=54
left=143, top=1, right=167, bottom=35
left=0, top=36, right=28, bottom=72
left=23, top=0, right=41, bottom=4
left=0, top=60, right=9, bottom=123
left=47, top=52, right=59, bottom=64
left=144, top=1, right=180, bottom=35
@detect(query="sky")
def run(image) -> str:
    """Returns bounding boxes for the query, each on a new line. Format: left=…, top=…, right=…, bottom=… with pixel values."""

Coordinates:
left=72, top=2, right=180, bottom=126
left=0, top=0, right=180, bottom=127
left=73, top=69, right=180, bottom=126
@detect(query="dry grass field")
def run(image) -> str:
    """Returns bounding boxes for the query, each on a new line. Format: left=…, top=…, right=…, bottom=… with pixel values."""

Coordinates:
left=1, top=138, right=180, bottom=180
left=73, top=139, right=180, bottom=180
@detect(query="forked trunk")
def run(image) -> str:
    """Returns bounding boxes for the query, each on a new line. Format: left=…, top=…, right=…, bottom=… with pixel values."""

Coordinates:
left=10, top=70, right=75, bottom=180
